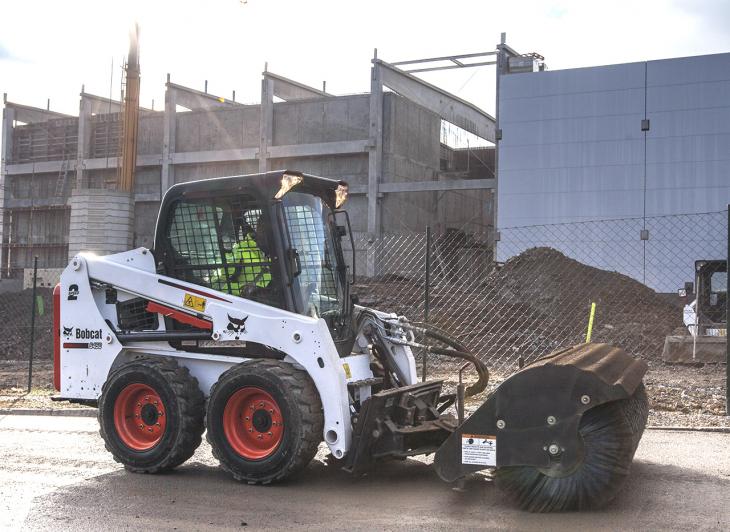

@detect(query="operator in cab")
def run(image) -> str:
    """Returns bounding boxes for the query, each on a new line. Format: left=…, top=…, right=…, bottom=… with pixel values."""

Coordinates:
left=212, top=215, right=272, bottom=298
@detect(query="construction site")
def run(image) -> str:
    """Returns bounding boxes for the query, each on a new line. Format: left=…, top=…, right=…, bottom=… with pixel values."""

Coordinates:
left=0, top=10, right=729, bottom=527
left=1, top=30, right=728, bottom=412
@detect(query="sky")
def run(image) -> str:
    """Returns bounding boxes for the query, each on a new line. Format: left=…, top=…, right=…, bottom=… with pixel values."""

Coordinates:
left=1, top=0, right=730, bottom=118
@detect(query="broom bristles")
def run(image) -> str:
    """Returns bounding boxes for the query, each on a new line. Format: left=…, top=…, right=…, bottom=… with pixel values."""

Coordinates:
left=495, top=384, right=649, bottom=512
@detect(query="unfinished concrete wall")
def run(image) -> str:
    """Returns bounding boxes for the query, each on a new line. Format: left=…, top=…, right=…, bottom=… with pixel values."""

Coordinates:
left=379, top=93, right=441, bottom=233
left=68, top=189, right=134, bottom=259
left=272, top=95, right=370, bottom=145
left=175, top=107, right=260, bottom=152
left=138, top=112, right=164, bottom=155
left=173, top=161, right=259, bottom=183
left=133, top=201, right=160, bottom=249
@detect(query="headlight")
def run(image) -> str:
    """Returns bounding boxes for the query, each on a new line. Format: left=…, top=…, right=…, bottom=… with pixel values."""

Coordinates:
left=335, top=184, right=348, bottom=208
left=274, top=173, right=303, bottom=199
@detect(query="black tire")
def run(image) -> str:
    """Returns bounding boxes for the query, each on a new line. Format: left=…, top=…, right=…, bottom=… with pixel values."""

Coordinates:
left=206, top=359, right=323, bottom=484
left=494, top=383, right=649, bottom=512
left=98, top=356, right=205, bottom=473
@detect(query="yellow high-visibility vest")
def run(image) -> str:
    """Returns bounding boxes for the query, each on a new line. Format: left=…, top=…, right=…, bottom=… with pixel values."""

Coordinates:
left=212, top=236, right=271, bottom=294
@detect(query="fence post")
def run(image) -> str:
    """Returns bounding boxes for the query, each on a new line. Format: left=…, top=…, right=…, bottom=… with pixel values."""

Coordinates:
left=423, top=226, right=431, bottom=382
left=27, top=256, right=38, bottom=393
left=726, top=205, right=729, bottom=416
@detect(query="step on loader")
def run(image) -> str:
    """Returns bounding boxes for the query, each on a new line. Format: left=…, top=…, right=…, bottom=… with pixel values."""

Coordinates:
left=53, top=170, right=648, bottom=511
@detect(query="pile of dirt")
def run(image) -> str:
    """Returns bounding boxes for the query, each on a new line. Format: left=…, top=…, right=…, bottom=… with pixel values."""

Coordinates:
left=355, top=247, right=683, bottom=364
left=0, top=288, right=54, bottom=360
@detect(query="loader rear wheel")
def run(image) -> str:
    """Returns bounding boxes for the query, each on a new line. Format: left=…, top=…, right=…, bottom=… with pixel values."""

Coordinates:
left=206, top=359, right=323, bottom=484
left=494, top=383, right=649, bottom=512
left=98, top=357, right=205, bottom=473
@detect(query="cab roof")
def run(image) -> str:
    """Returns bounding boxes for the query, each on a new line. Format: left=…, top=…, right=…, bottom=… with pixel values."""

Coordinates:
left=161, top=170, right=347, bottom=209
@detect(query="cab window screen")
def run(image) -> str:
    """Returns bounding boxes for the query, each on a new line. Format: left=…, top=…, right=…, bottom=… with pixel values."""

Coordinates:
left=166, top=196, right=281, bottom=308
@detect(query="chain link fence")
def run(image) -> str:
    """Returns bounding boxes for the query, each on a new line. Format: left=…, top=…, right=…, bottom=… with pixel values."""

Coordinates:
left=0, top=210, right=726, bottom=393
left=354, top=210, right=728, bottom=378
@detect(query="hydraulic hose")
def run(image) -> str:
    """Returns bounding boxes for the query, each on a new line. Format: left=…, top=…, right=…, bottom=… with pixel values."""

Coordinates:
left=393, top=320, right=489, bottom=398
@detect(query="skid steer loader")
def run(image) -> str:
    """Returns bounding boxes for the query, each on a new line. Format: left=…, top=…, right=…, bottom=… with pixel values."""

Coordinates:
left=53, top=170, right=648, bottom=512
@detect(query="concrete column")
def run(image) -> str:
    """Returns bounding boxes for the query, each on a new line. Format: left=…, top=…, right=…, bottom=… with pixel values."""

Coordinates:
left=259, top=77, right=274, bottom=173
left=75, top=96, right=92, bottom=189
left=366, top=54, right=384, bottom=277
left=161, top=80, right=176, bottom=190
left=1, top=103, right=15, bottom=272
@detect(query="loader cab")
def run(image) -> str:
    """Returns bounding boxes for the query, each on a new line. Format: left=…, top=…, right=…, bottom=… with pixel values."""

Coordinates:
left=694, top=259, right=727, bottom=335
left=153, top=170, right=355, bottom=354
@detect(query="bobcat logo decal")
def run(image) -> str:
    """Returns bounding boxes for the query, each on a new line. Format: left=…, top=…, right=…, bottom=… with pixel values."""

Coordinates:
left=63, top=326, right=73, bottom=338
left=225, top=315, right=248, bottom=340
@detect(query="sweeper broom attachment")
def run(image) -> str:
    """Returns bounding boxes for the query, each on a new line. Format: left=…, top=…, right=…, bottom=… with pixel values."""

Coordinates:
left=432, top=342, right=649, bottom=512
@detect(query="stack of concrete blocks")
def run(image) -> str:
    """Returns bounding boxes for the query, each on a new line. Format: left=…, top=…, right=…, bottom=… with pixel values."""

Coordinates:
left=68, top=189, right=134, bottom=260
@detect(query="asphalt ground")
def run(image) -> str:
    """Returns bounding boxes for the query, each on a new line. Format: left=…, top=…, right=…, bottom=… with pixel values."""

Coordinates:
left=1, top=415, right=728, bottom=531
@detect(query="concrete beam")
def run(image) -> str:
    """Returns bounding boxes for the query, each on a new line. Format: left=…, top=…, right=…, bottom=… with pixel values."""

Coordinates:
left=5, top=139, right=369, bottom=176
left=84, top=154, right=160, bottom=170
left=264, top=72, right=331, bottom=101
left=166, top=82, right=242, bottom=110
left=81, top=92, right=122, bottom=114
left=172, top=148, right=257, bottom=165
left=3, top=100, right=72, bottom=124
left=268, top=140, right=368, bottom=158
left=80, top=92, right=153, bottom=115
left=4, top=197, right=67, bottom=209
left=5, top=160, right=66, bottom=175
left=349, top=178, right=495, bottom=194
left=375, top=59, right=496, bottom=142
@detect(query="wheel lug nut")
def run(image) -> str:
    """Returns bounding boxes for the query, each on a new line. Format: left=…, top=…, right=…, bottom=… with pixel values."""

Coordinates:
left=148, top=427, right=153, bottom=432
left=135, top=414, right=140, bottom=418
left=249, top=428, right=253, bottom=432
left=268, top=432, right=272, bottom=436
left=139, top=424, right=143, bottom=429
left=156, top=423, right=161, bottom=427
left=245, top=417, right=249, bottom=421
left=154, top=401, right=158, bottom=405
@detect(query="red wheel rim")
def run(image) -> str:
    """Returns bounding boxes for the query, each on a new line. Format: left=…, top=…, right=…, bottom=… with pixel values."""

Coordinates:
left=113, top=383, right=167, bottom=451
left=223, top=387, right=284, bottom=460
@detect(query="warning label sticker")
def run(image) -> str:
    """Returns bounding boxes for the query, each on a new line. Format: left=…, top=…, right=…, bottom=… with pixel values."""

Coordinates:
left=183, top=293, right=206, bottom=312
left=461, top=434, right=496, bottom=466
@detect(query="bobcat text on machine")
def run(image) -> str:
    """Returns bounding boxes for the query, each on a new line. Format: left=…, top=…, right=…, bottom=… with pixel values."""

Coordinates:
left=54, top=170, right=648, bottom=512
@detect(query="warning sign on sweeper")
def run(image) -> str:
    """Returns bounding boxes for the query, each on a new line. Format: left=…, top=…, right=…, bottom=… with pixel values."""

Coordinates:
left=461, top=434, right=496, bottom=466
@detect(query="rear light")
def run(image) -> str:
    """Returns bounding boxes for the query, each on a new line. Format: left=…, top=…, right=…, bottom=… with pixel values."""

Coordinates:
left=53, top=283, right=61, bottom=391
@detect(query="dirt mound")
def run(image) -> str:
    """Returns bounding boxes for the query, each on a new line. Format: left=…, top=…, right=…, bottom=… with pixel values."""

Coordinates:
left=479, top=247, right=682, bottom=360
left=356, top=247, right=682, bottom=365
left=0, top=288, right=54, bottom=360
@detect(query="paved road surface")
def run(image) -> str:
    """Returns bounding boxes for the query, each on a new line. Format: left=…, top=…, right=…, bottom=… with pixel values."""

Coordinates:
left=1, top=414, right=728, bottom=531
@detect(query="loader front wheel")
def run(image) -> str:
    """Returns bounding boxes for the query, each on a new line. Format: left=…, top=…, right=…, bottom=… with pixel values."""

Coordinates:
left=98, top=357, right=205, bottom=473
left=494, top=383, right=649, bottom=512
left=206, top=359, right=323, bottom=484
